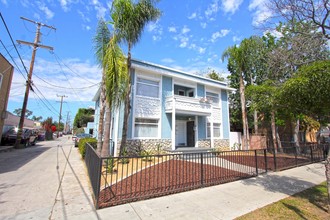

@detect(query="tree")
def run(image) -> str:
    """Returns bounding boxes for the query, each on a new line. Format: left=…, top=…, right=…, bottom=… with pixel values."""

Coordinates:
left=93, top=19, right=111, bottom=153
left=101, top=36, right=127, bottom=157
left=205, top=69, right=225, bottom=82
left=279, top=61, right=330, bottom=120
left=267, top=21, right=329, bottom=148
left=278, top=60, right=330, bottom=212
left=31, top=116, right=43, bottom=121
left=42, top=117, right=54, bottom=140
left=111, top=0, right=161, bottom=155
left=222, top=36, right=267, bottom=149
left=268, top=0, right=330, bottom=39
left=73, top=108, right=94, bottom=128
left=13, top=108, right=33, bottom=118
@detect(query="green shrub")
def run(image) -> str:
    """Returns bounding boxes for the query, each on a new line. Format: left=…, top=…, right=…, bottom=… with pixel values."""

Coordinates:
left=119, top=147, right=130, bottom=164
left=140, top=149, right=154, bottom=161
left=78, top=137, right=97, bottom=158
left=105, top=157, right=117, bottom=173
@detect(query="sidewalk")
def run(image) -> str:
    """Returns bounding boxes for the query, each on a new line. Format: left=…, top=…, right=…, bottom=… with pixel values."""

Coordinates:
left=51, top=144, right=326, bottom=220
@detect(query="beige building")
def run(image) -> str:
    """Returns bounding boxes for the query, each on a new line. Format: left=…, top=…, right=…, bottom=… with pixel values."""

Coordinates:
left=0, top=53, right=14, bottom=144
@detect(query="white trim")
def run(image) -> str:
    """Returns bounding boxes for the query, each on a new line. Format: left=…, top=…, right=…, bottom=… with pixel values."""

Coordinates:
left=194, top=116, right=198, bottom=147
left=131, top=60, right=235, bottom=92
left=172, top=97, right=176, bottom=150
left=114, top=108, right=119, bottom=156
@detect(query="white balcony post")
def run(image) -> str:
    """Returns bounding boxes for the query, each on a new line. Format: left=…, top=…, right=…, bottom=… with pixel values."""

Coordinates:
left=210, top=105, right=214, bottom=149
left=172, top=97, right=176, bottom=150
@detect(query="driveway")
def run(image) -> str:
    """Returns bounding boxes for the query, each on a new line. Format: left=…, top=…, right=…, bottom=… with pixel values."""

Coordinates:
left=0, top=136, right=94, bottom=219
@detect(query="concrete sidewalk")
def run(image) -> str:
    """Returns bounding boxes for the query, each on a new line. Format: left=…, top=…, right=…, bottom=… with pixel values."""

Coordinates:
left=52, top=143, right=326, bottom=220
left=0, top=138, right=326, bottom=220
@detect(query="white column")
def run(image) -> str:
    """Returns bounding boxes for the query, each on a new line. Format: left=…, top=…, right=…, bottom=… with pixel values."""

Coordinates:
left=195, top=116, right=198, bottom=148
left=113, top=109, right=119, bottom=156
left=172, top=97, right=176, bottom=150
left=210, top=106, right=214, bottom=149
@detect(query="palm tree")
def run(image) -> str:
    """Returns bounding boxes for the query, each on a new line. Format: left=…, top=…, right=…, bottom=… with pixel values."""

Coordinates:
left=222, top=44, right=250, bottom=150
left=93, top=19, right=111, bottom=154
left=111, top=0, right=161, bottom=155
left=102, top=36, right=127, bottom=157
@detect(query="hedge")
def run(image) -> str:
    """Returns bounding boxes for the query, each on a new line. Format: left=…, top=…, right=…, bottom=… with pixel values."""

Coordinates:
left=78, top=137, right=97, bottom=158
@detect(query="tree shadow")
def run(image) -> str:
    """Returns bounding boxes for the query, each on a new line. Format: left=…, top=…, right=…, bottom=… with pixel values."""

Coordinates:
left=242, top=164, right=327, bottom=213
left=282, top=203, right=308, bottom=220
left=0, top=145, right=51, bottom=174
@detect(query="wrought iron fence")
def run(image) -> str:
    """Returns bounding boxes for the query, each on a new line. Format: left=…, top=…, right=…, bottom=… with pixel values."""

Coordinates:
left=84, top=143, right=329, bottom=209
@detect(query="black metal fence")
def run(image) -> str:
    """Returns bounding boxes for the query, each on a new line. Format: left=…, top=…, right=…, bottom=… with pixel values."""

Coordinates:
left=84, top=143, right=329, bottom=209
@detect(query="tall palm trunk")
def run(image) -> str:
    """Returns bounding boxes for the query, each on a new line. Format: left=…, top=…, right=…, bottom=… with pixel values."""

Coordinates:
left=120, top=43, right=132, bottom=156
left=293, top=118, right=300, bottom=154
left=276, top=126, right=283, bottom=152
left=271, top=110, right=277, bottom=153
left=102, top=101, right=111, bottom=157
left=254, top=110, right=258, bottom=134
left=239, top=74, right=250, bottom=150
left=97, top=70, right=106, bottom=154
left=326, top=152, right=330, bottom=213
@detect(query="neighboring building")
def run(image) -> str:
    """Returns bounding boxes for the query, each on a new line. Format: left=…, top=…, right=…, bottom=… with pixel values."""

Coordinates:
left=0, top=53, right=14, bottom=144
left=84, top=122, right=94, bottom=136
left=94, top=59, right=234, bottom=156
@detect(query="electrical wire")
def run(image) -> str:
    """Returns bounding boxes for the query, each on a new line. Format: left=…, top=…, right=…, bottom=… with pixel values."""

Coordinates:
left=0, top=40, right=26, bottom=79
left=33, top=74, right=100, bottom=89
left=0, top=12, right=29, bottom=78
left=52, top=52, right=98, bottom=84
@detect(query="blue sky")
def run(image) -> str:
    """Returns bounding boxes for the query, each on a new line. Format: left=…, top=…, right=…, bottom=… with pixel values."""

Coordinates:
left=0, top=0, right=271, bottom=125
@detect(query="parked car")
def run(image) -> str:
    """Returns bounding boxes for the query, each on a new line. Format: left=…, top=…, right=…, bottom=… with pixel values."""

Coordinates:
left=1, top=127, right=38, bottom=147
left=74, top=133, right=92, bottom=147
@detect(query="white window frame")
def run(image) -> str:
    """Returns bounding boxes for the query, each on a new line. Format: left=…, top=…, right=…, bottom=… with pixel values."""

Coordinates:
left=134, top=118, right=159, bottom=139
left=136, top=76, right=160, bottom=99
left=207, top=122, right=221, bottom=138
left=206, top=91, right=219, bottom=106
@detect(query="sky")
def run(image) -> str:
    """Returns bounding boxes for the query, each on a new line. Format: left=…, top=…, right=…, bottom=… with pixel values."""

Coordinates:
left=0, top=0, right=272, bottom=125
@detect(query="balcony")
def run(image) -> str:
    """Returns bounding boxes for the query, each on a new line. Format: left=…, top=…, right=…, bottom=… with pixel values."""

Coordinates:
left=165, top=95, right=212, bottom=116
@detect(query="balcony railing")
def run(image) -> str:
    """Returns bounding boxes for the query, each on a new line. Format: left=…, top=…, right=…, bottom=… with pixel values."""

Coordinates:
left=165, top=95, right=212, bottom=116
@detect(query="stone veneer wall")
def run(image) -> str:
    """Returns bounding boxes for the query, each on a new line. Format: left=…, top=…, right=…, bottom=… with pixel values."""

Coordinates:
left=197, top=139, right=230, bottom=151
left=116, top=139, right=172, bottom=156
left=214, top=139, right=230, bottom=151
left=197, top=139, right=211, bottom=148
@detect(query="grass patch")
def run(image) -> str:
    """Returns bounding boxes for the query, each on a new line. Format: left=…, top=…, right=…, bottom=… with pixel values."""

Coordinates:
left=236, top=181, right=330, bottom=220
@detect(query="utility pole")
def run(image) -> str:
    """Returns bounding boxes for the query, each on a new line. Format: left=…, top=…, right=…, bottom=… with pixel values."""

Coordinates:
left=65, top=111, right=70, bottom=134
left=57, top=94, right=67, bottom=137
left=14, top=17, right=55, bottom=149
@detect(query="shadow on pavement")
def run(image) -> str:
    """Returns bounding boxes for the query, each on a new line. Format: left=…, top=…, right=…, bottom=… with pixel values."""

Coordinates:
left=0, top=145, right=51, bottom=174
left=50, top=144, right=101, bottom=220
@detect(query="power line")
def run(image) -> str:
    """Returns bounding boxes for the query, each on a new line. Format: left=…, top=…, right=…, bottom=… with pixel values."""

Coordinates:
left=52, top=52, right=97, bottom=84
left=0, top=12, right=30, bottom=77
left=33, top=73, right=100, bottom=89
left=14, top=16, right=56, bottom=149
left=32, top=84, right=59, bottom=114
left=0, top=40, right=26, bottom=79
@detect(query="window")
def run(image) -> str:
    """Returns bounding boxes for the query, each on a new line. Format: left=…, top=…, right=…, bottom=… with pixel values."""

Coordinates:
left=178, top=90, right=185, bottom=96
left=207, top=123, right=221, bottom=138
left=134, top=118, right=158, bottom=138
left=206, top=92, right=219, bottom=104
left=136, top=77, right=159, bottom=98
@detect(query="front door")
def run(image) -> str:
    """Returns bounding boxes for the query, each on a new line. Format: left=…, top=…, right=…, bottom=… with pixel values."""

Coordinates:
left=175, top=120, right=186, bottom=146
left=187, top=121, right=195, bottom=147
